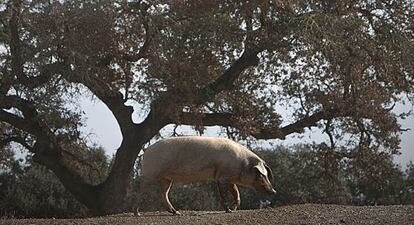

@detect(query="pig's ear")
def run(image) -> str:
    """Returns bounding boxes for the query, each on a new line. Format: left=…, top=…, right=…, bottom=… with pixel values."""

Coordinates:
left=253, top=164, right=267, bottom=177
left=265, top=165, right=274, bottom=182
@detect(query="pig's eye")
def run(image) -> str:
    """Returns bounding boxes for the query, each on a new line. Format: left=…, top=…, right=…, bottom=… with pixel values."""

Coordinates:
left=256, top=173, right=265, bottom=181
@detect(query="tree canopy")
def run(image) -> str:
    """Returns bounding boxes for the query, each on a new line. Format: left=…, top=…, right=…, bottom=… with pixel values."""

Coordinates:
left=0, top=0, right=413, bottom=215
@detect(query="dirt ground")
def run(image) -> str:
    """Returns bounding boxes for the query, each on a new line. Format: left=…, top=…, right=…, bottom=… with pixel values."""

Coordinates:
left=1, top=204, right=413, bottom=225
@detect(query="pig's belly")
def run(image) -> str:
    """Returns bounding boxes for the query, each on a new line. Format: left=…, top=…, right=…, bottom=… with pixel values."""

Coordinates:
left=161, top=167, right=216, bottom=183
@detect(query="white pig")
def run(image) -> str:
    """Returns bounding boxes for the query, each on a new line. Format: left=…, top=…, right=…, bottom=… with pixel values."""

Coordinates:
left=137, top=136, right=276, bottom=215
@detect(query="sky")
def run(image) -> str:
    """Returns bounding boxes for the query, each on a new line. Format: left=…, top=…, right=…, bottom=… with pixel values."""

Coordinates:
left=80, top=97, right=414, bottom=167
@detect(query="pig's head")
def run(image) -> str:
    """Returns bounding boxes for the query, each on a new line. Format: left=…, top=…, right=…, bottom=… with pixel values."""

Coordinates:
left=241, top=161, right=276, bottom=195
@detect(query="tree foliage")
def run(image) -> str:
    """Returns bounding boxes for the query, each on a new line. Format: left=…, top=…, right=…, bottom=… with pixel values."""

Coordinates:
left=0, top=145, right=108, bottom=218
left=0, top=0, right=413, bottom=215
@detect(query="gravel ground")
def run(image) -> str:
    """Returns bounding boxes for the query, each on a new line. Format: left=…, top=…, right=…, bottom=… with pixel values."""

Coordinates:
left=1, top=204, right=413, bottom=225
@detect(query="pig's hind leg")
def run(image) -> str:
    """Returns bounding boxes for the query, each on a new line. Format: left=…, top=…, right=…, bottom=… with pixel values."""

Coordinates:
left=159, top=178, right=181, bottom=215
left=217, top=178, right=233, bottom=213
left=134, top=177, right=158, bottom=216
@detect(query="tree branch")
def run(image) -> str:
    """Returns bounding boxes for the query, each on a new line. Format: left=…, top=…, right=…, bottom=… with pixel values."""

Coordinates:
left=9, top=0, right=24, bottom=83
left=121, top=8, right=152, bottom=62
left=175, top=109, right=349, bottom=140
left=0, top=95, right=98, bottom=210
left=0, top=110, right=40, bottom=135
left=96, top=2, right=152, bottom=65
left=196, top=49, right=261, bottom=103
left=253, top=110, right=346, bottom=139
left=22, top=63, right=67, bottom=88
left=178, top=112, right=236, bottom=127
left=150, top=48, right=262, bottom=123
left=0, top=135, right=31, bottom=149
left=31, top=139, right=99, bottom=209
left=9, top=0, right=66, bottom=89
left=144, top=47, right=263, bottom=139
left=64, top=72, right=136, bottom=136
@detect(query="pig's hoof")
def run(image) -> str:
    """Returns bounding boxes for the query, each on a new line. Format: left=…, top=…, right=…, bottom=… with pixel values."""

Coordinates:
left=134, top=209, right=142, bottom=217
left=225, top=208, right=234, bottom=213
left=168, top=209, right=182, bottom=216
left=229, top=203, right=239, bottom=211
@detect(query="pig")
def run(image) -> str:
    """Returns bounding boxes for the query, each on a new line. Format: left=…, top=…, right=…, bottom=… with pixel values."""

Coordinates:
left=137, top=136, right=276, bottom=215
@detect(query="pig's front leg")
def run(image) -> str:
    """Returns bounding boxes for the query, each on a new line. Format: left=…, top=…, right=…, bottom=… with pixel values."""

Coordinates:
left=217, top=178, right=233, bottom=213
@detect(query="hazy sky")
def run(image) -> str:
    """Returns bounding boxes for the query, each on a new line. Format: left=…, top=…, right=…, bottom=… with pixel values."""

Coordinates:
left=80, top=98, right=414, bottom=167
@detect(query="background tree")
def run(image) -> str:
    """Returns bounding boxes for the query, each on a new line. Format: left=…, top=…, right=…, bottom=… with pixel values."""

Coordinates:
left=344, top=145, right=406, bottom=205
left=403, top=162, right=414, bottom=203
left=0, top=0, right=413, bottom=215
left=256, top=145, right=352, bottom=206
left=0, top=145, right=108, bottom=218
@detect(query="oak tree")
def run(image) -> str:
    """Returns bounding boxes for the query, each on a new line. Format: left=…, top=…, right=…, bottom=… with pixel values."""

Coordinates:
left=0, top=0, right=413, bottom=215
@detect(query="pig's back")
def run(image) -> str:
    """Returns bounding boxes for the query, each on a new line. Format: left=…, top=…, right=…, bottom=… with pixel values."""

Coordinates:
left=141, top=136, right=255, bottom=182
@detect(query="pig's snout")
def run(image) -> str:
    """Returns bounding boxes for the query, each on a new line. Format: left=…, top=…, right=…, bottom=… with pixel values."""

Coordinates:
left=263, top=186, right=276, bottom=195
left=256, top=185, right=277, bottom=196
left=254, top=178, right=277, bottom=196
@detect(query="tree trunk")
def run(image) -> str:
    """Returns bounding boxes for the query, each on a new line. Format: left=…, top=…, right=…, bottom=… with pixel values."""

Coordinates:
left=87, top=113, right=167, bottom=215
left=36, top=136, right=144, bottom=216
left=95, top=138, right=140, bottom=215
